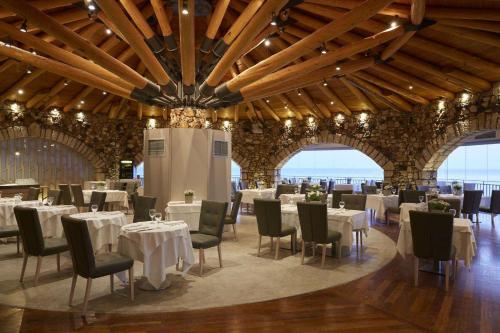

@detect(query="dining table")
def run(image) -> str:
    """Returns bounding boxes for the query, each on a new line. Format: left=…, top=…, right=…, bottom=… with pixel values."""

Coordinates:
left=118, top=220, right=195, bottom=290
left=365, top=194, right=399, bottom=220
left=279, top=193, right=333, bottom=206
left=82, top=190, right=129, bottom=209
left=0, top=200, right=42, bottom=227
left=280, top=204, right=369, bottom=255
left=36, top=205, right=79, bottom=238
left=165, top=201, right=201, bottom=231
left=240, top=188, right=276, bottom=205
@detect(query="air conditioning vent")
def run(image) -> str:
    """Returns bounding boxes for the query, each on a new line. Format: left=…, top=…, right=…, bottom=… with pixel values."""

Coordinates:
left=147, top=139, right=165, bottom=156
left=213, top=140, right=228, bottom=157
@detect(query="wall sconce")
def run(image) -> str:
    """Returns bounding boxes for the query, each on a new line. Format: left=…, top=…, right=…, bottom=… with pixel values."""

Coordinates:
left=335, top=113, right=345, bottom=126
left=204, top=120, right=212, bottom=129
left=48, top=108, right=62, bottom=124
left=459, top=91, right=472, bottom=106
left=146, top=118, right=157, bottom=129
left=10, top=102, right=20, bottom=113
left=75, top=111, right=86, bottom=122
left=359, top=112, right=368, bottom=123
left=222, top=120, right=232, bottom=132
left=437, top=99, right=446, bottom=113
left=284, top=119, right=292, bottom=128
left=306, top=116, right=317, bottom=131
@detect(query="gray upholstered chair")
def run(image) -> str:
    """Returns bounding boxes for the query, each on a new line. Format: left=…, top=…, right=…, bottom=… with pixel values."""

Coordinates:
left=61, top=215, right=134, bottom=316
left=416, top=185, right=431, bottom=192
left=239, top=181, right=248, bottom=190
left=438, top=185, right=452, bottom=194
left=275, top=184, right=297, bottom=199
left=362, top=185, right=377, bottom=195
left=191, top=200, right=228, bottom=276
left=441, top=198, right=461, bottom=217
left=409, top=211, right=456, bottom=291
left=0, top=226, right=20, bottom=254
left=327, top=180, right=335, bottom=194
left=25, top=187, right=40, bottom=201
left=461, top=190, right=483, bottom=223
left=88, top=191, right=107, bottom=212
left=331, top=190, right=353, bottom=208
left=480, top=190, right=500, bottom=226
left=224, top=192, right=242, bottom=240
left=319, top=180, right=327, bottom=191
left=59, top=184, right=73, bottom=205
left=254, top=198, right=296, bottom=259
left=297, top=202, right=341, bottom=267
left=385, top=190, right=404, bottom=224
left=14, top=206, right=68, bottom=286
left=341, top=194, right=367, bottom=254
left=71, top=184, right=87, bottom=211
left=231, top=181, right=238, bottom=201
left=47, top=189, right=62, bottom=205
left=133, top=195, right=157, bottom=223
left=299, top=182, right=310, bottom=194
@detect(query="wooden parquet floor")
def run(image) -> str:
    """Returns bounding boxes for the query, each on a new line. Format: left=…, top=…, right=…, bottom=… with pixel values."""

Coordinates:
left=1, top=213, right=499, bottom=333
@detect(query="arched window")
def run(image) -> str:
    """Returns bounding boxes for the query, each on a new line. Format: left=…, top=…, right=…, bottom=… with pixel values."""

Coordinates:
left=231, top=160, right=241, bottom=182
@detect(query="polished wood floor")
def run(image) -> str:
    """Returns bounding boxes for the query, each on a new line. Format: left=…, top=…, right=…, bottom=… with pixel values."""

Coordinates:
left=1, top=213, right=499, bottom=333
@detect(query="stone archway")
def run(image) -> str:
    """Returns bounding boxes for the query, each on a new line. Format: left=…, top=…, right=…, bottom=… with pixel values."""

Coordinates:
left=0, top=124, right=107, bottom=179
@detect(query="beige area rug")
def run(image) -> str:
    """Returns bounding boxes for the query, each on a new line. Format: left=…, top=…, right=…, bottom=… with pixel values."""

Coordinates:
left=0, top=215, right=396, bottom=314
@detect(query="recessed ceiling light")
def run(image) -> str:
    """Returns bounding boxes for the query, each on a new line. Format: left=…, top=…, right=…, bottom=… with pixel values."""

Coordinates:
left=105, top=28, right=112, bottom=35
left=264, top=38, right=271, bottom=47
left=330, top=101, right=334, bottom=105
left=336, top=66, right=341, bottom=71
left=182, top=8, right=189, bottom=15
left=80, top=100, right=85, bottom=104
left=102, top=91, right=107, bottom=95
left=409, top=85, right=413, bottom=90
left=17, top=89, right=24, bottom=95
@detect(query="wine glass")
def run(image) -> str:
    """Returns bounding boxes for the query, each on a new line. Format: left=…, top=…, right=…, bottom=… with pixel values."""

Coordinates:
left=449, top=209, right=456, bottom=217
left=91, top=204, right=98, bottom=214
left=47, top=197, right=54, bottom=206
left=391, top=188, right=396, bottom=195
left=418, top=195, right=424, bottom=203
left=339, top=201, right=345, bottom=211
left=294, top=187, right=298, bottom=194
left=154, top=212, right=162, bottom=223
left=149, top=209, right=156, bottom=222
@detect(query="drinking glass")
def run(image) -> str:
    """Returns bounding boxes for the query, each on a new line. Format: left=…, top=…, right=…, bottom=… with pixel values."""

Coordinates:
left=449, top=209, right=456, bottom=217
left=47, top=197, right=54, bottom=206
left=418, top=195, right=424, bottom=203
left=391, top=188, right=396, bottom=195
left=294, top=187, right=298, bottom=194
left=91, top=204, right=98, bottom=214
left=149, top=209, right=156, bottom=222
left=339, top=201, right=345, bottom=211
left=154, top=212, right=162, bottom=222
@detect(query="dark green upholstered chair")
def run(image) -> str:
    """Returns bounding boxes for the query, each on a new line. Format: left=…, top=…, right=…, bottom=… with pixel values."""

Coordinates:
left=402, top=190, right=427, bottom=203
left=88, top=191, right=107, bottom=212
left=25, top=187, right=40, bottom=201
left=191, top=200, right=228, bottom=276
left=275, top=184, right=297, bottom=199
left=224, top=192, right=242, bottom=240
left=480, top=190, right=500, bottom=226
left=71, top=184, right=87, bottom=211
left=385, top=191, right=404, bottom=224
left=462, top=190, right=483, bottom=223
left=331, top=190, right=353, bottom=208
left=297, top=202, right=341, bottom=267
left=14, top=206, right=68, bottom=286
left=0, top=226, right=20, bottom=254
left=440, top=198, right=461, bottom=217
left=133, top=196, right=157, bottom=223
left=254, top=198, right=296, bottom=259
left=341, top=194, right=367, bottom=254
left=409, top=211, right=456, bottom=291
left=362, top=185, right=377, bottom=195
left=61, top=215, right=134, bottom=317
left=319, top=180, right=328, bottom=191
left=47, top=189, right=62, bottom=205
left=58, top=184, right=73, bottom=205
left=299, top=182, right=310, bottom=195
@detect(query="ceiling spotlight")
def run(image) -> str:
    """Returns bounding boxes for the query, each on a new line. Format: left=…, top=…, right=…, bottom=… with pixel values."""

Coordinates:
left=17, top=89, right=24, bottom=95
left=320, top=44, right=327, bottom=54
left=26, top=67, right=32, bottom=74
left=297, top=90, right=302, bottom=96
left=322, top=80, right=328, bottom=86
left=105, top=28, right=112, bottom=35
left=271, top=12, right=277, bottom=26
left=19, top=20, right=27, bottom=33
left=181, top=0, right=189, bottom=15
left=63, top=80, right=69, bottom=86
left=390, top=16, right=400, bottom=28
left=102, top=91, right=107, bottom=95
left=263, top=38, right=271, bottom=47
left=80, top=100, right=85, bottom=104
left=87, top=1, right=96, bottom=11
left=330, top=101, right=334, bottom=105
left=31, top=50, right=37, bottom=55
left=336, top=66, right=341, bottom=71
left=266, top=99, right=270, bottom=103
left=409, top=85, right=413, bottom=90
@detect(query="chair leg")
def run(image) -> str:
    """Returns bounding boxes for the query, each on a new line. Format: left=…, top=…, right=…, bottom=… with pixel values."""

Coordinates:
left=312, top=242, right=316, bottom=257
left=476, top=213, right=480, bottom=223
left=199, top=249, right=204, bottom=276
left=336, top=240, right=341, bottom=259
left=217, top=244, right=223, bottom=268
left=321, top=245, right=327, bottom=268
left=301, top=241, right=305, bottom=264
left=82, top=278, right=92, bottom=317
left=129, top=267, right=134, bottom=301
left=291, top=232, right=296, bottom=254
left=16, top=235, right=19, bottom=254
left=414, top=257, right=419, bottom=287
left=34, top=256, right=42, bottom=286
left=232, top=224, right=237, bottom=241
left=492, top=214, right=495, bottom=227
left=257, top=235, right=262, bottom=256
left=56, top=253, right=61, bottom=272
left=69, top=274, right=77, bottom=306
left=270, top=237, right=274, bottom=251
left=20, top=253, right=28, bottom=282
left=274, top=237, right=280, bottom=260
left=355, top=231, right=359, bottom=255
left=445, top=261, right=450, bottom=291
left=110, top=274, right=114, bottom=293
left=360, top=231, right=363, bottom=253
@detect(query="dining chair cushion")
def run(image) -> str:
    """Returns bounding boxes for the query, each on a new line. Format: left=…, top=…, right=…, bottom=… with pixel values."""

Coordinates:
left=409, top=211, right=454, bottom=261
left=25, top=187, right=40, bottom=201
left=92, top=253, right=134, bottom=279
left=0, top=225, right=19, bottom=238
left=191, top=233, right=220, bottom=249
left=59, top=184, right=73, bottom=205
left=331, top=190, right=353, bottom=208
left=41, top=238, right=68, bottom=256
left=224, top=215, right=236, bottom=225
left=71, top=184, right=86, bottom=208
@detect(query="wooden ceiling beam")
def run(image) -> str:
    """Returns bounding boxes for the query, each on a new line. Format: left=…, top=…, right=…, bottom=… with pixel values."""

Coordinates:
left=0, top=68, right=44, bottom=102
left=233, top=104, right=240, bottom=122
left=431, top=24, right=500, bottom=48
left=316, top=84, right=352, bottom=115
left=178, top=0, right=195, bottom=93
left=339, top=77, right=378, bottom=113
left=277, top=94, right=303, bottom=120
left=298, top=89, right=326, bottom=118
left=93, top=94, right=114, bottom=114
left=151, top=0, right=173, bottom=37
left=255, top=99, right=280, bottom=121
left=63, top=86, right=94, bottom=112
left=35, top=79, right=68, bottom=109
left=0, top=59, right=17, bottom=73
left=203, top=0, right=231, bottom=50
left=0, top=0, right=78, bottom=19
left=119, top=0, right=156, bottom=39
left=438, top=19, right=500, bottom=34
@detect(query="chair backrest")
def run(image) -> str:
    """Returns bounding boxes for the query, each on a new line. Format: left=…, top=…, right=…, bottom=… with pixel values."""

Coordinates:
left=14, top=206, right=44, bottom=256
left=230, top=192, right=243, bottom=220
left=61, top=215, right=96, bottom=278
left=363, top=185, right=377, bottom=194
left=297, top=202, right=329, bottom=244
left=327, top=180, right=335, bottom=194
left=331, top=190, right=353, bottom=208
left=239, top=181, right=248, bottom=190
left=341, top=194, right=367, bottom=210
left=198, top=200, right=228, bottom=239
left=490, top=190, right=500, bottom=214
left=25, top=187, right=40, bottom=201
left=231, top=181, right=238, bottom=195
left=88, top=191, right=107, bottom=212
left=464, top=183, right=476, bottom=191
left=416, top=185, right=430, bottom=192
left=440, top=198, right=461, bottom=217
left=462, top=190, right=483, bottom=214
left=401, top=190, right=426, bottom=203
left=70, top=184, right=85, bottom=207
left=125, top=182, right=137, bottom=195
left=375, top=181, right=383, bottom=189
left=299, top=182, right=309, bottom=194
left=58, top=184, right=73, bottom=205
left=438, top=185, right=452, bottom=194
left=409, top=211, right=454, bottom=261
left=133, top=195, right=157, bottom=222
left=254, top=198, right=282, bottom=237
left=319, top=180, right=327, bottom=191
left=275, top=184, right=297, bottom=199
left=47, top=189, right=62, bottom=205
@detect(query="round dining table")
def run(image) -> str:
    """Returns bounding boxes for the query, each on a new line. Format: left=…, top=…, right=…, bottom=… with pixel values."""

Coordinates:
left=0, top=200, right=42, bottom=227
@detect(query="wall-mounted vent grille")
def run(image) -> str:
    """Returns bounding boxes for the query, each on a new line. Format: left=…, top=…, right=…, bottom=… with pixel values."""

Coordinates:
left=148, top=139, right=165, bottom=156
left=213, top=140, right=229, bottom=157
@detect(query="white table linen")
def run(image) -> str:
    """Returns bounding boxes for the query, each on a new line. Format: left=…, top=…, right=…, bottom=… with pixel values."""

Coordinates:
left=165, top=201, right=201, bottom=230
left=397, top=217, right=476, bottom=268
left=334, top=184, right=354, bottom=191
left=83, top=190, right=129, bottom=208
left=240, top=189, right=276, bottom=204
left=36, top=205, right=78, bottom=238
left=70, top=211, right=129, bottom=251
left=366, top=194, right=399, bottom=219
left=118, top=221, right=195, bottom=289
left=281, top=204, right=368, bottom=252
left=399, top=202, right=427, bottom=224
left=0, top=200, right=42, bottom=227
left=279, top=194, right=332, bottom=206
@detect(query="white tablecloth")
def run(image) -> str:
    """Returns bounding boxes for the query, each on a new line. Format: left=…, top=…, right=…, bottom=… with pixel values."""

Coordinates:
left=240, top=189, right=276, bottom=204
left=0, top=200, right=42, bottom=227
left=366, top=194, right=399, bottom=219
left=83, top=190, right=129, bottom=208
left=279, top=194, right=332, bottom=206
left=70, top=211, right=129, bottom=252
left=165, top=201, right=201, bottom=230
left=334, top=184, right=354, bottom=191
left=399, top=202, right=427, bottom=224
left=397, top=217, right=476, bottom=268
left=281, top=204, right=368, bottom=252
left=118, top=221, right=195, bottom=289
left=36, top=205, right=79, bottom=238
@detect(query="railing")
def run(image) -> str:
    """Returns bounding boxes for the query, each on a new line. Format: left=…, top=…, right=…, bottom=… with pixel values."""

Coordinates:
left=438, top=179, right=500, bottom=198
left=280, top=176, right=382, bottom=186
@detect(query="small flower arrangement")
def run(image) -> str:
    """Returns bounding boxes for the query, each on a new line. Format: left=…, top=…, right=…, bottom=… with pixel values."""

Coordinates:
left=307, top=191, right=323, bottom=202
left=383, top=185, right=393, bottom=190
left=308, top=184, right=323, bottom=192
left=428, top=199, right=450, bottom=212
left=184, top=189, right=194, bottom=203
left=452, top=183, right=462, bottom=190
left=184, top=189, right=194, bottom=196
